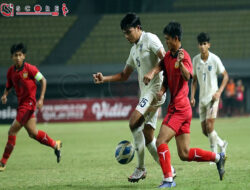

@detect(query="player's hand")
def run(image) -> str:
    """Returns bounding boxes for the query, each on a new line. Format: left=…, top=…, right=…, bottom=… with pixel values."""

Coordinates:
left=143, top=72, right=154, bottom=85
left=177, top=49, right=184, bottom=63
left=156, top=91, right=164, bottom=101
left=37, top=98, right=44, bottom=110
left=93, top=72, right=104, bottom=84
left=212, top=91, right=221, bottom=101
left=190, top=98, right=195, bottom=107
left=1, top=95, right=7, bottom=104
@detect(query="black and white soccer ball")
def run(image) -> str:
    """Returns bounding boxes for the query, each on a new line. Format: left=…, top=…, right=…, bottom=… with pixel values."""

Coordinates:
left=115, top=140, right=135, bottom=164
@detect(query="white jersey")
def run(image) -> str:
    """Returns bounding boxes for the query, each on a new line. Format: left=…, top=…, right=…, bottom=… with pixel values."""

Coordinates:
left=193, top=51, right=225, bottom=105
left=126, top=31, right=164, bottom=103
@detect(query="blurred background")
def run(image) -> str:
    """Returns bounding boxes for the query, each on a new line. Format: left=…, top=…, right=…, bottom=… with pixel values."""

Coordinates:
left=0, top=0, right=250, bottom=123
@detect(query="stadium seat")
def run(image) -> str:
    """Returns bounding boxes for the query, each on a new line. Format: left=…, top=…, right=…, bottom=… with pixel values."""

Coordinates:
left=68, top=10, right=250, bottom=65
left=0, top=16, right=77, bottom=66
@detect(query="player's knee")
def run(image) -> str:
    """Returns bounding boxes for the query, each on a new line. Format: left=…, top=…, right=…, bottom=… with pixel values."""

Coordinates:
left=178, top=149, right=189, bottom=161
left=156, top=138, right=165, bottom=147
left=143, top=129, right=154, bottom=145
left=8, top=129, right=14, bottom=136
left=27, top=131, right=36, bottom=139
left=8, top=128, right=17, bottom=136
left=129, top=117, right=144, bottom=131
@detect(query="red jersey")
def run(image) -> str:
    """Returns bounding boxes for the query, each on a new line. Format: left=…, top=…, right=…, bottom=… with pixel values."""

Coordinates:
left=161, top=49, right=193, bottom=110
left=6, top=62, right=39, bottom=110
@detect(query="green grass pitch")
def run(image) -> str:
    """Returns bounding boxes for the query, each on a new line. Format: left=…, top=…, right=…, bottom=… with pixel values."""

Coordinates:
left=0, top=117, right=250, bottom=190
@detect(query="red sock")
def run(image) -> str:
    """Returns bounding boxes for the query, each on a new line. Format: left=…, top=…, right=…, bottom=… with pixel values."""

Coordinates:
left=157, top=144, right=172, bottom=178
left=1, top=136, right=16, bottom=165
left=36, top=130, right=56, bottom=148
left=188, top=148, right=216, bottom=162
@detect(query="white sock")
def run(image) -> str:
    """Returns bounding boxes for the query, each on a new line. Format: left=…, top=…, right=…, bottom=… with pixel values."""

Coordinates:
left=214, top=131, right=224, bottom=147
left=146, top=137, right=159, bottom=164
left=215, top=153, right=220, bottom=163
left=132, top=127, right=145, bottom=169
left=208, top=130, right=218, bottom=154
left=163, top=177, right=173, bottom=182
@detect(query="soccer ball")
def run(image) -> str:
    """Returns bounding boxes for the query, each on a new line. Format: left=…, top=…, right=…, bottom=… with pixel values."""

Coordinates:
left=115, top=140, right=135, bottom=164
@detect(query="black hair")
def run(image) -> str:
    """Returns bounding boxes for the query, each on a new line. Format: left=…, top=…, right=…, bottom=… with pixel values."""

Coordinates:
left=120, top=13, right=141, bottom=30
left=10, top=43, right=27, bottom=55
left=197, top=32, right=210, bottom=44
left=163, top=21, right=182, bottom=41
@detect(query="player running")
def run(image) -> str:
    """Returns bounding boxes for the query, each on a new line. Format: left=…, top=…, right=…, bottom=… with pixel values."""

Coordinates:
left=143, top=22, right=226, bottom=188
left=93, top=13, right=176, bottom=182
left=191, top=32, right=228, bottom=158
left=0, top=43, right=62, bottom=172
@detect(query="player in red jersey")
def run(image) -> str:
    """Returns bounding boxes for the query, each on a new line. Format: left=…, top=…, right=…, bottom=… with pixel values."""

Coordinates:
left=143, top=22, right=226, bottom=188
left=0, top=43, right=62, bottom=172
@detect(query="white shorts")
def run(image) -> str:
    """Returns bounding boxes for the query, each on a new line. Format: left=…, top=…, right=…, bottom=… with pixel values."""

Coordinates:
left=199, top=99, right=219, bottom=122
left=136, top=91, right=166, bottom=129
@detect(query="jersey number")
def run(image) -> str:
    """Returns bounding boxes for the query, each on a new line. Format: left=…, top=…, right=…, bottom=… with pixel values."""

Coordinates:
left=139, top=98, right=148, bottom=108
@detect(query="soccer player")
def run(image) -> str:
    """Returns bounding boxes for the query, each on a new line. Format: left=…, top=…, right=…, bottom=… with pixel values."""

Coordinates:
left=143, top=22, right=226, bottom=188
left=93, top=13, right=175, bottom=182
left=190, top=32, right=229, bottom=157
left=0, top=43, right=62, bottom=172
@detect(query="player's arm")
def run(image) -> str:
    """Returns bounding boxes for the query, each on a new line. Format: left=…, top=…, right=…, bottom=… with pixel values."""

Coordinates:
left=1, top=70, right=13, bottom=104
left=212, top=70, right=229, bottom=101
left=178, top=49, right=191, bottom=81
left=35, top=72, right=46, bottom=109
left=143, top=59, right=164, bottom=85
left=157, top=48, right=166, bottom=60
left=1, top=88, right=11, bottom=104
left=93, top=65, right=134, bottom=84
left=156, top=76, right=168, bottom=101
left=190, top=75, right=198, bottom=107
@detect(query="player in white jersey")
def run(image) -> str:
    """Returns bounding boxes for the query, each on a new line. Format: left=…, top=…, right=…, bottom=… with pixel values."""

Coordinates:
left=191, top=32, right=229, bottom=157
left=93, top=13, right=175, bottom=182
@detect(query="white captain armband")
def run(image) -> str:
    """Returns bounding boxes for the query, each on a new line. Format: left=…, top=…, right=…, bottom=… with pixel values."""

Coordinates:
left=35, top=72, right=44, bottom=81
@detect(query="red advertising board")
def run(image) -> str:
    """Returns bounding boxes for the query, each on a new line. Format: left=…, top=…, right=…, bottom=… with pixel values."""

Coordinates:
left=36, top=97, right=138, bottom=123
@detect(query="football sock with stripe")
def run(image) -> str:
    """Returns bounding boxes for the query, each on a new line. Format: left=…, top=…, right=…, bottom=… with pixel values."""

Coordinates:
left=1, top=135, right=16, bottom=165
left=188, top=148, right=216, bottom=162
left=157, top=143, right=173, bottom=182
left=35, top=130, right=56, bottom=148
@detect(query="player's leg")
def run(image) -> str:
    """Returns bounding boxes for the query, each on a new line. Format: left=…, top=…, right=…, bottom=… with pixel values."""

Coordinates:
left=143, top=108, right=177, bottom=178
left=176, top=133, right=227, bottom=180
left=143, top=124, right=157, bottom=160
left=206, top=118, right=218, bottom=154
left=0, top=120, right=22, bottom=171
left=199, top=104, right=208, bottom=136
left=156, top=124, right=176, bottom=188
left=128, top=94, right=155, bottom=182
left=143, top=106, right=158, bottom=163
left=175, top=133, right=215, bottom=161
left=206, top=100, right=228, bottom=154
left=128, top=109, right=147, bottom=182
left=24, top=118, right=62, bottom=163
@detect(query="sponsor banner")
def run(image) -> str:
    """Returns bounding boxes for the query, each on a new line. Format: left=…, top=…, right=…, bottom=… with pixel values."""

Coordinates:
left=36, top=97, right=138, bottom=123
left=0, top=105, right=17, bottom=124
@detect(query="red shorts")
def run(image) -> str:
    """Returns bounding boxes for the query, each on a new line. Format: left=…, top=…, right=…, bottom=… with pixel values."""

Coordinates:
left=162, top=106, right=192, bottom=136
left=16, top=107, right=35, bottom=126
